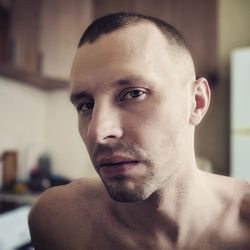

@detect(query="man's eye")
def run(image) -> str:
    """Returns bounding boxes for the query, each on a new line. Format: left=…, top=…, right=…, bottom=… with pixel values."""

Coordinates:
left=77, top=101, right=94, bottom=112
left=121, top=89, right=145, bottom=101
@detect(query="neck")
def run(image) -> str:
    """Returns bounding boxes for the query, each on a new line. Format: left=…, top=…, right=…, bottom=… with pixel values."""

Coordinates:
left=140, top=162, right=199, bottom=222
left=112, top=163, right=218, bottom=245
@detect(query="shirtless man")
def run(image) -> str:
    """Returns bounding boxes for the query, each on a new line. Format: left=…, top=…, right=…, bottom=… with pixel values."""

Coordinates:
left=28, top=12, right=250, bottom=250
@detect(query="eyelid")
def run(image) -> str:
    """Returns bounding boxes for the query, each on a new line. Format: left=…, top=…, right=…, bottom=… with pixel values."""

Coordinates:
left=120, top=87, right=147, bottom=101
left=76, top=99, right=94, bottom=113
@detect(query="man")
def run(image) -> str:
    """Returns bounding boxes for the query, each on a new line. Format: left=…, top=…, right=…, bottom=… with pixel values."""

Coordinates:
left=29, top=12, right=250, bottom=249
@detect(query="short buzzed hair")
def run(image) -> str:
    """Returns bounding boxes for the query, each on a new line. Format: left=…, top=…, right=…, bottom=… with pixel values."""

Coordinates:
left=77, top=12, right=196, bottom=81
left=78, top=12, right=187, bottom=50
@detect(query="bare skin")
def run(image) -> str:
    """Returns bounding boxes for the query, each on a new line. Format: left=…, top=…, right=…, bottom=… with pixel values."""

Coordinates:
left=29, top=22, right=250, bottom=249
left=29, top=174, right=250, bottom=250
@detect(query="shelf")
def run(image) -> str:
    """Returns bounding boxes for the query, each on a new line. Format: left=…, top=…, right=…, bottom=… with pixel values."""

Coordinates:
left=0, top=64, right=69, bottom=90
left=0, top=192, right=39, bottom=205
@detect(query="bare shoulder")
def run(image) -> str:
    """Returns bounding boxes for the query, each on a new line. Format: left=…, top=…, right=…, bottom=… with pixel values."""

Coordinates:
left=239, top=180, right=250, bottom=228
left=202, top=171, right=250, bottom=201
left=29, top=177, right=103, bottom=217
left=236, top=180, right=250, bottom=248
left=201, top=172, right=250, bottom=243
left=29, top=177, right=105, bottom=250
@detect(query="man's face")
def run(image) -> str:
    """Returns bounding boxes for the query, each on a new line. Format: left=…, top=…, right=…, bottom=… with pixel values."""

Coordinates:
left=70, top=23, right=194, bottom=202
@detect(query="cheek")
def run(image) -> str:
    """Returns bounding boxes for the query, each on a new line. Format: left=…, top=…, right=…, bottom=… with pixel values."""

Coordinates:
left=78, top=118, right=90, bottom=148
left=78, top=118, right=84, bottom=138
left=134, top=97, right=189, bottom=154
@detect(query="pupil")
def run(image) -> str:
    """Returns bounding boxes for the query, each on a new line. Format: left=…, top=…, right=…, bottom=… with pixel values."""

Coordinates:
left=131, top=90, right=140, bottom=97
left=86, top=102, right=94, bottom=109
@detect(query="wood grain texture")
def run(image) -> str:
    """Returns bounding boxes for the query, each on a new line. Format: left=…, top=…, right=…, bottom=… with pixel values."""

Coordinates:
left=0, top=64, right=68, bottom=90
left=39, top=0, right=93, bottom=79
left=10, top=0, right=40, bottom=73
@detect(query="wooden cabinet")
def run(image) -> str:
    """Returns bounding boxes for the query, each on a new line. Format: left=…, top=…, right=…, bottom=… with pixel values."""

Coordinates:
left=0, top=6, right=10, bottom=64
left=0, top=0, right=217, bottom=89
left=39, top=0, right=93, bottom=80
left=0, top=0, right=93, bottom=89
left=9, top=0, right=40, bottom=73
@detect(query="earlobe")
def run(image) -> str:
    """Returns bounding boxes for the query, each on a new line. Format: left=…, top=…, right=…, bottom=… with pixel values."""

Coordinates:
left=190, top=77, right=211, bottom=126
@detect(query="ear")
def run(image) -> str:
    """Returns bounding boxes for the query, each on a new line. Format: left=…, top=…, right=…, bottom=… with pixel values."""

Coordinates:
left=190, top=77, right=211, bottom=126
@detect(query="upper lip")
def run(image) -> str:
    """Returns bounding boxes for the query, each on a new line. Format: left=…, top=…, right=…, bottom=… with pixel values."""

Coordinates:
left=97, top=155, right=138, bottom=168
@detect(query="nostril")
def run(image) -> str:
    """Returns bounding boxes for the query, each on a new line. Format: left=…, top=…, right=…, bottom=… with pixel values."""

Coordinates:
left=98, top=128, right=123, bottom=144
left=87, top=122, right=123, bottom=144
left=86, top=104, right=123, bottom=143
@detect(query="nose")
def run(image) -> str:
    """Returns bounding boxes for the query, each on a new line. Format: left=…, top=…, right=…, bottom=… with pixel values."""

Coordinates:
left=87, top=102, right=123, bottom=144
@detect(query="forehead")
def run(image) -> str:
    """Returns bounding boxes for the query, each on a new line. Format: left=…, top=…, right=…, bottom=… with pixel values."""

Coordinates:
left=70, top=22, right=174, bottom=92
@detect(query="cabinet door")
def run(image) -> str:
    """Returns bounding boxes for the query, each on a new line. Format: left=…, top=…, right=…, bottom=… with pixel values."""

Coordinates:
left=11, top=0, right=40, bottom=73
left=39, top=0, right=93, bottom=79
left=230, top=48, right=250, bottom=179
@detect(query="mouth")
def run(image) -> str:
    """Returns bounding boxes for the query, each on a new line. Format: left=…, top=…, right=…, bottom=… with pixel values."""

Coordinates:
left=97, top=156, right=140, bottom=178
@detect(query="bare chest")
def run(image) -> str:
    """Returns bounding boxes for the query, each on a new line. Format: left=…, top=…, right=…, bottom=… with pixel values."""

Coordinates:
left=183, top=211, right=250, bottom=250
left=82, top=213, right=250, bottom=250
left=62, top=221, right=250, bottom=250
left=56, top=210, right=174, bottom=250
left=52, top=204, right=250, bottom=250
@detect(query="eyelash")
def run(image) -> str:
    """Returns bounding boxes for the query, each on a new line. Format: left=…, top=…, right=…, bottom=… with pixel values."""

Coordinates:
left=77, top=101, right=94, bottom=113
left=77, top=88, right=146, bottom=114
left=120, top=88, right=146, bottom=101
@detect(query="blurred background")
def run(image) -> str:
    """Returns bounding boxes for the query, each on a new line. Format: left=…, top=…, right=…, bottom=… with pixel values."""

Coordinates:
left=0, top=0, right=249, bottom=249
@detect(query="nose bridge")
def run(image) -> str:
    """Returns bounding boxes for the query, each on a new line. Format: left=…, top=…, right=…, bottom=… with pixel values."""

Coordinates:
left=87, top=99, right=123, bottom=143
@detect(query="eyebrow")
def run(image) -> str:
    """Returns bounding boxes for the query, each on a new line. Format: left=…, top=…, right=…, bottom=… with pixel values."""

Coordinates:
left=70, top=75, right=150, bottom=104
left=70, top=90, right=90, bottom=104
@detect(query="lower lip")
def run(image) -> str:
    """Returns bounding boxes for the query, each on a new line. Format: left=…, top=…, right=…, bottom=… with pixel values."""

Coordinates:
left=99, top=162, right=139, bottom=178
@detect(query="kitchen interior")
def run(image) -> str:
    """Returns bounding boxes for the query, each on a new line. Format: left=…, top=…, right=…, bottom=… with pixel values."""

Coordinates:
left=0, top=0, right=250, bottom=249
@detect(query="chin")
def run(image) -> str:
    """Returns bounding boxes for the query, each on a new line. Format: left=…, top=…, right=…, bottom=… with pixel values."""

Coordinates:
left=108, top=191, right=142, bottom=202
left=103, top=176, right=154, bottom=203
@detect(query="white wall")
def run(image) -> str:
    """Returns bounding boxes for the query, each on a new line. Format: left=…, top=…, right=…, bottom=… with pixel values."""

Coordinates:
left=230, top=48, right=250, bottom=179
left=45, top=89, right=95, bottom=179
left=0, top=77, right=96, bottom=182
left=0, top=77, right=47, bottom=180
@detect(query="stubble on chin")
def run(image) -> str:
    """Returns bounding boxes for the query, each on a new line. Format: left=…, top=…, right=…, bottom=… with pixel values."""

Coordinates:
left=91, top=141, right=164, bottom=202
left=102, top=174, right=162, bottom=203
